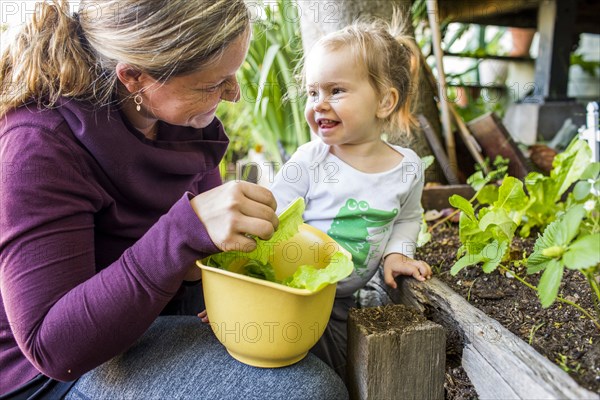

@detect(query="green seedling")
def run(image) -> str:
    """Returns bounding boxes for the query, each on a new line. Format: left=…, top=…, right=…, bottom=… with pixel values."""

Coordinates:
left=448, top=137, right=600, bottom=329
left=527, top=204, right=600, bottom=312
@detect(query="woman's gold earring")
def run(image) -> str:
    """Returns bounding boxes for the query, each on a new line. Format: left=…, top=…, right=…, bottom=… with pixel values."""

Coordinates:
left=134, top=94, right=143, bottom=112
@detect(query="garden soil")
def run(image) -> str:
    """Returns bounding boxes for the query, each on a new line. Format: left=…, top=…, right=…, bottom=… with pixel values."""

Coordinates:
left=415, top=223, right=600, bottom=399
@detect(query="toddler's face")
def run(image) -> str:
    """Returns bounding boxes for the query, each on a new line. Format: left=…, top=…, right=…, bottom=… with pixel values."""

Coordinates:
left=304, top=45, right=382, bottom=146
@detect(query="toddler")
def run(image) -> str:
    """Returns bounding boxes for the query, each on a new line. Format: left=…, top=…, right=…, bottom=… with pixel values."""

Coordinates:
left=270, top=16, right=432, bottom=378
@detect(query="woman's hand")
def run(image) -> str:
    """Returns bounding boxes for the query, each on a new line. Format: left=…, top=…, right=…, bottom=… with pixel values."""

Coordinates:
left=190, top=181, right=279, bottom=252
left=383, top=253, right=432, bottom=289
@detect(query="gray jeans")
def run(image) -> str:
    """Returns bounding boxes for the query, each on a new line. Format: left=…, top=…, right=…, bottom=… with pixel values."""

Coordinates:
left=65, top=316, right=348, bottom=400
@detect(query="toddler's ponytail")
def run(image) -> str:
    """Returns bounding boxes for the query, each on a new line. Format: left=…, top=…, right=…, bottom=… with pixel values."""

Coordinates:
left=386, top=12, right=421, bottom=137
left=389, top=32, right=421, bottom=136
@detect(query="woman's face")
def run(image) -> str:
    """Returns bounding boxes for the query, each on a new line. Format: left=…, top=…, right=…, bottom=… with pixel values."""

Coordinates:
left=134, top=32, right=250, bottom=129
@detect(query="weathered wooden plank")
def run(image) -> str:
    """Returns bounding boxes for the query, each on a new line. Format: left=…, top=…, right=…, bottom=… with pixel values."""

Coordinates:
left=347, top=305, right=446, bottom=400
left=421, top=184, right=475, bottom=210
left=418, top=114, right=460, bottom=185
left=462, top=344, right=520, bottom=399
left=467, top=112, right=531, bottom=179
left=387, top=278, right=600, bottom=400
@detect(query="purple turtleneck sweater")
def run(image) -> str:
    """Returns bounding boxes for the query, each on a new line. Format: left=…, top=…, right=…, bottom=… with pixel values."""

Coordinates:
left=0, top=98, right=228, bottom=394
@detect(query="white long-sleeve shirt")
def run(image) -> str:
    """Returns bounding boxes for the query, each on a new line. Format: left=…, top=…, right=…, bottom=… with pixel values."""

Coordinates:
left=270, top=140, right=424, bottom=297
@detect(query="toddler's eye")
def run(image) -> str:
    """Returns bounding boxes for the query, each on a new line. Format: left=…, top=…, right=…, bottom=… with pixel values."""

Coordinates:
left=331, top=88, right=343, bottom=95
left=307, top=91, right=319, bottom=102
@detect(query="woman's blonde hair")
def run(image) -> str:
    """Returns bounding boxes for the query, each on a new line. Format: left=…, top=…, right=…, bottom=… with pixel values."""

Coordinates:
left=306, top=13, right=420, bottom=137
left=0, top=0, right=250, bottom=116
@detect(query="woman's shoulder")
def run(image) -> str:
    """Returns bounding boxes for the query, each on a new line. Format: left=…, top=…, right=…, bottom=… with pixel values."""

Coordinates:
left=1, top=98, right=109, bottom=153
left=0, top=101, right=95, bottom=177
left=1, top=102, right=70, bottom=135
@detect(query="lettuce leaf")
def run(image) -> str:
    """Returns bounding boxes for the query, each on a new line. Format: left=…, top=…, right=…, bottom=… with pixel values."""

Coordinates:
left=204, top=197, right=305, bottom=268
left=283, top=252, right=354, bottom=292
left=243, top=260, right=277, bottom=282
left=201, top=197, right=353, bottom=292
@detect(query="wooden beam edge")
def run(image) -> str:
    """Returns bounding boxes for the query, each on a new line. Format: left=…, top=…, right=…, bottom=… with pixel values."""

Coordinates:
left=392, top=277, right=600, bottom=400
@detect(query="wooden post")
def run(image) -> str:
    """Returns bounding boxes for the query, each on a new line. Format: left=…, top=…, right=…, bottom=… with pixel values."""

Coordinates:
left=533, top=0, right=577, bottom=101
left=426, top=0, right=458, bottom=177
left=347, top=304, right=446, bottom=400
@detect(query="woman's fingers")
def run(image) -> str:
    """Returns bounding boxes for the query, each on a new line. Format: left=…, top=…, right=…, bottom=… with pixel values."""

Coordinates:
left=239, top=181, right=278, bottom=212
left=238, top=201, right=279, bottom=235
left=190, top=181, right=279, bottom=252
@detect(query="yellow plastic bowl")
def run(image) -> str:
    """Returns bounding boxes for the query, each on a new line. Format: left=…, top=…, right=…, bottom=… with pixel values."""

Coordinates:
left=198, top=224, right=346, bottom=368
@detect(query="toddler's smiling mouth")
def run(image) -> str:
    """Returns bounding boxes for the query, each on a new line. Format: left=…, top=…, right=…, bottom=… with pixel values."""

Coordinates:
left=317, top=119, right=340, bottom=129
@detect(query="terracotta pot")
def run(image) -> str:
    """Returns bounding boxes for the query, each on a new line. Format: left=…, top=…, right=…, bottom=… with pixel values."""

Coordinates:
left=509, top=27, right=535, bottom=57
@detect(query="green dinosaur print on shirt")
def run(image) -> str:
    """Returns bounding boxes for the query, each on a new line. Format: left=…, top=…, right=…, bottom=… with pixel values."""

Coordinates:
left=327, top=198, right=398, bottom=273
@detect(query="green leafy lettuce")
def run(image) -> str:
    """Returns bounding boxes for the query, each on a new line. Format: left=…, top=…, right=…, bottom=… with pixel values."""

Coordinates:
left=450, top=176, right=527, bottom=275
left=284, top=252, right=354, bottom=292
left=522, top=138, right=591, bottom=236
left=527, top=205, right=600, bottom=308
left=201, top=197, right=353, bottom=291
left=449, top=137, right=600, bottom=320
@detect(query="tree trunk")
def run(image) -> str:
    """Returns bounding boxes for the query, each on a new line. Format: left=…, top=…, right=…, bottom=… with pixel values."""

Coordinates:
left=298, top=0, right=446, bottom=183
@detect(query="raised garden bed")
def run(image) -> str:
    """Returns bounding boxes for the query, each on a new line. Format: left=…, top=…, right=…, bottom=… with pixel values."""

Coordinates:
left=361, top=222, right=598, bottom=399
left=364, top=221, right=599, bottom=399
left=414, top=223, right=599, bottom=398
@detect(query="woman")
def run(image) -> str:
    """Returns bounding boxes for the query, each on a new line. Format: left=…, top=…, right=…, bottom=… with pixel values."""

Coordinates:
left=0, top=1, right=348, bottom=398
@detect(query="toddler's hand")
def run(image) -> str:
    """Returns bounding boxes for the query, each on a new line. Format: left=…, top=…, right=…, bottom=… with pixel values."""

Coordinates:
left=383, top=253, right=432, bottom=289
left=198, top=310, right=209, bottom=324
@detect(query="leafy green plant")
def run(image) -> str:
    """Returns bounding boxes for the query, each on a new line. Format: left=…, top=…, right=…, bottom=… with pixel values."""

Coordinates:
left=449, top=175, right=526, bottom=275
left=521, top=138, right=592, bottom=236
left=526, top=161, right=600, bottom=316
left=447, top=137, right=600, bottom=326
left=216, top=102, right=255, bottom=180
left=216, top=0, right=309, bottom=177
left=234, top=0, right=309, bottom=165
left=527, top=204, right=600, bottom=310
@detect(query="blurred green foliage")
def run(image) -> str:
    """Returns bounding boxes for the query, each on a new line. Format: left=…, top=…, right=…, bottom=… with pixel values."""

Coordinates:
left=217, top=0, right=309, bottom=174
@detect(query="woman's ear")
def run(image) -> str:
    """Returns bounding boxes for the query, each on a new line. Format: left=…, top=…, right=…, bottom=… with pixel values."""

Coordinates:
left=376, top=88, right=399, bottom=119
left=115, top=63, right=146, bottom=94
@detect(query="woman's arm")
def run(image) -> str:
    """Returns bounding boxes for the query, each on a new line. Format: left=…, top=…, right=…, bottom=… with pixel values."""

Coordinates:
left=0, top=127, right=219, bottom=381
